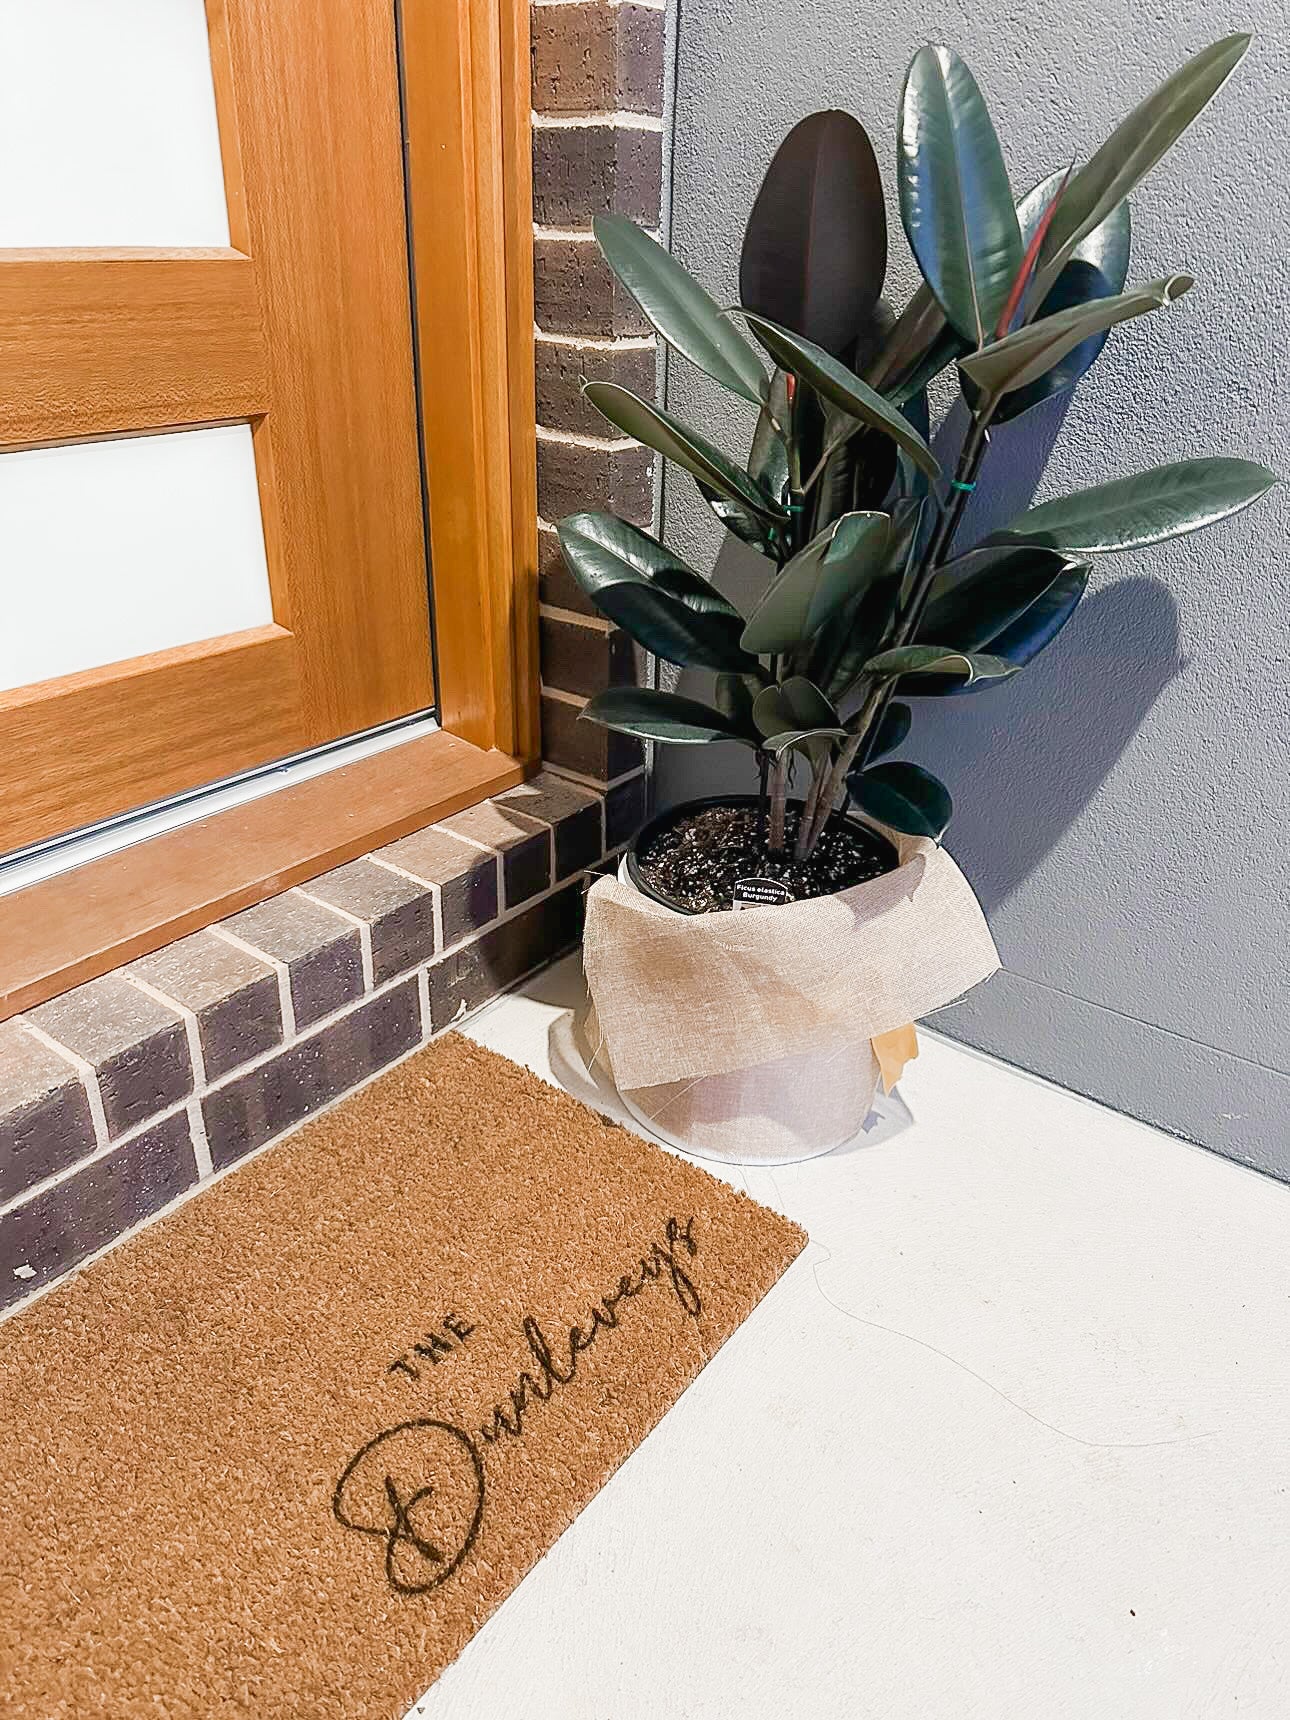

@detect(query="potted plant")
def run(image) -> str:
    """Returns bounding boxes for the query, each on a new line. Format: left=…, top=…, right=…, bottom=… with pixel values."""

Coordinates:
left=564, top=34, right=1277, bottom=1163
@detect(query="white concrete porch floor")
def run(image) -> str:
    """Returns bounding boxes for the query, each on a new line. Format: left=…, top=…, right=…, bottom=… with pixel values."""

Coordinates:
left=411, top=953, right=1290, bottom=1719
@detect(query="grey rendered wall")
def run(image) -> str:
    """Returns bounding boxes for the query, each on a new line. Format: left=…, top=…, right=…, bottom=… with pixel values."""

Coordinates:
left=654, top=0, right=1290, bottom=1174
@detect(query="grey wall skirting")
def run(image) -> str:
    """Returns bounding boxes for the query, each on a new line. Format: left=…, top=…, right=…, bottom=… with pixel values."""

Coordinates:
left=655, top=0, right=1290, bottom=1175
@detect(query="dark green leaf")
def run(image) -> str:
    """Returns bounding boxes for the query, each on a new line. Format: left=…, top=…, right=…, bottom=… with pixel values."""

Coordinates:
left=987, top=565, right=1089, bottom=664
left=960, top=275, right=1191, bottom=404
left=809, top=501, right=920, bottom=697
left=753, top=676, right=839, bottom=738
left=754, top=676, right=848, bottom=762
left=593, top=213, right=767, bottom=406
left=739, top=111, right=888, bottom=359
left=868, top=282, right=958, bottom=395
left=868, top=700, right=912, bottom=758
left=580, top=686, right=756, bottom=745
left=980, top=173, right=1133, bottom=420
left=1033, top=34, right=1252, bottom=303
left=1017, top=169, right=1132, bottom=295
left=983, top=260, right=1113, bottom=421
left=749, top=369, right=792, bottom=500
left=694, top=480, right=778, bottom=552
left=714, top=671, right=767, bottom=735
left=848, top=759, right=953, bottom=840
left=918, top=543, right=1078, bottom=651
left=1002, top=458, right=1278, bottom=553
left=584, top=382, right=787, bottom=521
left=742, top=512, right=892, bottom=654
left=760, top=725, right=849, bottom=762
left=897, top=46, right=1022, bottom=346
left=556, top=512, right=756, bottom=671
left=926, top=564, right=1091, bottom=695
left=866, top=644, right=1016, bottom=684
left=743, top=313, right=941, bottom=480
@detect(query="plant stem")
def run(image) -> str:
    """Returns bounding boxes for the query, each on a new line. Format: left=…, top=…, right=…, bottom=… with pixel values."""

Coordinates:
left=794, top=756, right=829, bottom=860
left=767, top=755, right=788, bottom=855
left=799, top=413, right=994, bottom=856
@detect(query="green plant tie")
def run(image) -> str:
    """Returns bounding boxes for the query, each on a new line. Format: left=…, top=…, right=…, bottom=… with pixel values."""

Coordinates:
left=949, top=479, right=977, bottom=493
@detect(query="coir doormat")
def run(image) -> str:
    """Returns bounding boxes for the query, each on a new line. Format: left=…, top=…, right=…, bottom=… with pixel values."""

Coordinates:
left=0, top=1034, right=805, bottom=1716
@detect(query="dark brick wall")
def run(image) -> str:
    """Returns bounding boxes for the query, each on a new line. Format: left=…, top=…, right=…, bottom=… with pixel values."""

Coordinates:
left=531, top=1, right=663, bottom=798
left=0, top=774, right=617, bottom=1315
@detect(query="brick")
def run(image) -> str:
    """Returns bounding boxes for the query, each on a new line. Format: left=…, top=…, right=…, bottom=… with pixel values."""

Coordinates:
left=0, top=1111, right=196, bottom=1312
left=129, top=930, right=282, bottom=1082
left=495, top=771, right=605, bottom=880
left=534, top=237, right=651, bottom=338
left=538, top=525, right=597, bottom=617
left=531, top=3, right=665, bottom=116
left=221, top=891, right=364, bottom=1031
left=28, top=975, right=192, bottom=1139
left=534, top=335, right=655, bottom=436
left=605, top=770, right=649, bottom=849
left=203, top=980, right=421, bottom=1172
left=542, top=693, right=643, bottom=782
left=540, top=614, right=635, bottom=700
left=436, top=802, right=552, bottom=911
left=537, top=436, right=653, bottom=527
left=428, top=885, right=586, bottom=1024
left=534, top=125, right=662, bottom=230
left=0, top=1021, right=97, bottom=1204
left=374, top=827, right=500, bottom=948
left=302, top=860, right=437, bottom=985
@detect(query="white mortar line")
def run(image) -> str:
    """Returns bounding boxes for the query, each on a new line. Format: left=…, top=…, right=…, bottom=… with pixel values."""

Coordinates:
left=16, top=1019, right=111, bottom=1151
left=541, top=684, right=588, bottom=708
left=534, top=224, right=662, bottom=244
left=535, top=424, right=637, bottom=453
left=547, top=762, right=646, bottom=795
left=295, top=889, right=375, bottom=989
left=535, top=327, right=655, bottom=351
left=535, top=0, right=665, bottom=10
left=117, top=974, right=215, bottom=1177
left=186, top=1101, right=215, bottom=1181
left=533, top=225, right=596, bottom=242
left=122, top=972, right=208, bottom=1088
left=540, top=603, right=613, bottom=631
left=367, top=857, right=446, bottom=952
left=208, top=923, right=297, bottom=1041
left=416, top=965, right=434, bottom=1041
left=532, top=111, right=664, bottom=132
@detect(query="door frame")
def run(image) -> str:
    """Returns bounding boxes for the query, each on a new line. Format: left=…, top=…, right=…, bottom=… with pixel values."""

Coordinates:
left=400, top=0, right=541, bottom=764
left=0, top=0, right=540, bottom=1018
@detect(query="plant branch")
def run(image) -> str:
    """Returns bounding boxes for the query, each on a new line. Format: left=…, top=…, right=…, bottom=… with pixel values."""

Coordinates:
left=798, top=411, right=995, bottom=855
left=767, top=754, right=788, bottom=855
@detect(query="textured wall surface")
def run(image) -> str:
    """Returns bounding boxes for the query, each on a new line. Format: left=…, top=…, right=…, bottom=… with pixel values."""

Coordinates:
left=655, top=0, right=1290, bottom=1174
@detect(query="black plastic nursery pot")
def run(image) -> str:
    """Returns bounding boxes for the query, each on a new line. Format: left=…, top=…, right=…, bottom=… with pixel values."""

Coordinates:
left=624, top=793, right=900, bottom=916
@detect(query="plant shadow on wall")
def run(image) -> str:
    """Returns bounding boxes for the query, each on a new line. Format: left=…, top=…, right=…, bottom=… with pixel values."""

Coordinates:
left=553, top=31, right=1272, bottom=903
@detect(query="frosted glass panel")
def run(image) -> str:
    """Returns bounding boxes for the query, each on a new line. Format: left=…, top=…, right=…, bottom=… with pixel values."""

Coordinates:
left=0, top=0, right=229, bottom=246
left=0, top=425, right=274, bottom=692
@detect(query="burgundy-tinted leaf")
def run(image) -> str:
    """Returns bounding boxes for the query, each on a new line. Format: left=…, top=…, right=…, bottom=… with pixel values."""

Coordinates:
left=740, top=110, right=887, bottom=359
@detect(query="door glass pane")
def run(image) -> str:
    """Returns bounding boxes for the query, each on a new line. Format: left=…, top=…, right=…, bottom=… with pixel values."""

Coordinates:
left=0, top=425, right=274, bottom=692
left=0, top=0, right=229, bottom=247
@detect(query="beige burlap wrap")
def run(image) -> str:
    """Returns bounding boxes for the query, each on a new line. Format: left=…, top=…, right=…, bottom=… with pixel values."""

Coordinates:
left=581, top=829, right=1000, bottom=1164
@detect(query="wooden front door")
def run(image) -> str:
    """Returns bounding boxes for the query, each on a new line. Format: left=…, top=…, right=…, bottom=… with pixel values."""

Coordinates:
left=0, top=0, right=435, bottom=855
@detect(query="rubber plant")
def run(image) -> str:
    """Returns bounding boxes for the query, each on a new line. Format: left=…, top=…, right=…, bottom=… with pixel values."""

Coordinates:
left=558, top=34, right=1277, bottom=856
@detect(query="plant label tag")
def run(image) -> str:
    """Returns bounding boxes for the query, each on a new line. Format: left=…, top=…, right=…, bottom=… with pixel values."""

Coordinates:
left=730, top=876, right=794, bottom=911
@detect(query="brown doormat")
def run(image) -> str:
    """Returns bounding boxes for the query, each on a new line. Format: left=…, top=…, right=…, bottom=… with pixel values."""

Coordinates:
left=0, top=1033, right=805, bottom=1717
